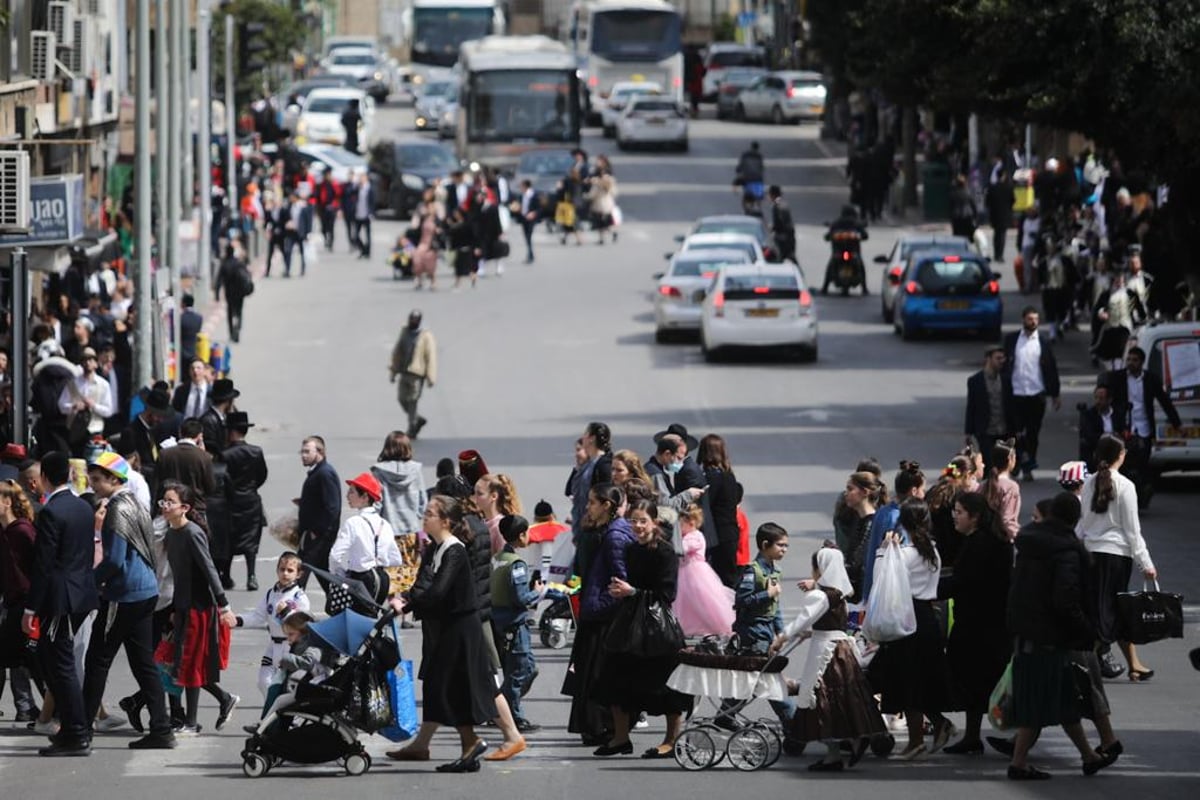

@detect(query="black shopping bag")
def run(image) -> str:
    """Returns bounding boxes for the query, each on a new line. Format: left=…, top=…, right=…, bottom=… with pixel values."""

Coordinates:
left=1115, top=581, right=1184, bottom=645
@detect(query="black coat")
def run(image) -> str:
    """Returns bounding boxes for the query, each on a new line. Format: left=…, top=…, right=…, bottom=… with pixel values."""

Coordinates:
left=1101, top=368, right=1182, bottom=441
left=223, top=440, right=268, bottom=555
left=298, top=459, right=341, bottom=540
left=1003, top=330, right=1061, bottom=398
left=120, top=416, right=162, bottom=491
left=199, top=406, right=227, bottom=456
left=1007, top=520, right=1094, bottom=650
left=27, top=488, right=99, bottom=618
left=467, top=515, right=492, bottom=622
left=702, top=466, right=742, bottom=546
left=965, top=369, right=1015, bottom=438
left=1078, top=405, right=1123, bottom=467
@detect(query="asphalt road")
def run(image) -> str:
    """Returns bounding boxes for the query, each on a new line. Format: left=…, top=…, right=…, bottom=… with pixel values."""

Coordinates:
left=4, top=99, right=1197, bottom=799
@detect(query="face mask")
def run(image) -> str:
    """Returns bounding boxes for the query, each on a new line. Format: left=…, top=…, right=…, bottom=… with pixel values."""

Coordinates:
left=665, top=461, right=683, bottom=475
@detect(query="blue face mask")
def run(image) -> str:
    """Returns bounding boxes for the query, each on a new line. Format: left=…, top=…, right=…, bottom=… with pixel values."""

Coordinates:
left=665, top=460, right=683, bottom=475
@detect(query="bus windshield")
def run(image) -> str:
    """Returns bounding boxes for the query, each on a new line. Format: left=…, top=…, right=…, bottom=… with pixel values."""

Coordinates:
left=590, top=9, right=681, bottom=63
left=468, top=70, right=578, bottom=142
left=413, top=8, right=494, bottom=65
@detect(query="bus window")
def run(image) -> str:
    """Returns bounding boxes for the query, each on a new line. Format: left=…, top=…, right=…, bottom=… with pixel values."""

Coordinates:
left=590, top=10, right=682, bottom=62
left=468, top=72, right=578, bottom=142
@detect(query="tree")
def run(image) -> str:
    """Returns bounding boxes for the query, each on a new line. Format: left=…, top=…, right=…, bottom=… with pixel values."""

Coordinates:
left=212, top=0, right=307, bottom=113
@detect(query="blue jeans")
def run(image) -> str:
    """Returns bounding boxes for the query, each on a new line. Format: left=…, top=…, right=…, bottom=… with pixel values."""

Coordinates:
left=500, top=625, right=536, bottom=723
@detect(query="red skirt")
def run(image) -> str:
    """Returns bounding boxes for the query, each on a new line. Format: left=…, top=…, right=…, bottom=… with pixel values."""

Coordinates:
left=175, top=607, right=230, bottom=688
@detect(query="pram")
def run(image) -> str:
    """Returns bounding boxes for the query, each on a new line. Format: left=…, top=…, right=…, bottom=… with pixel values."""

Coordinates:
left=537, top=582, right=578, bottom=650
left=241, top=570, right=401, bottom=778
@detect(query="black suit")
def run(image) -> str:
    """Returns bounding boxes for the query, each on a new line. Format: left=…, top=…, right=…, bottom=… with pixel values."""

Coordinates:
left=965, top=369, right=1015, bottom=470
left=28, top=487, right=99, bottom=743
left=1078, top=405, right=1122, bottom=469
left=1101, top=368, right=1182, bottom=503
left=180, top=309, right=203, bottom=368
left=1003, top=330, right=1061, bottom=467
left=297, top=459, right=342, bottom=588
left=199, top=406, right=227, bottom=457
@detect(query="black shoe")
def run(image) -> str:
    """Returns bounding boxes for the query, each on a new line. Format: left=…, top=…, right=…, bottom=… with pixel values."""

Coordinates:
left=119, top=695, right=146, bottom=734
left=986, top=736, right=1015, bottom=756
left=436, top=739, right=488, bottom=772
left=129, top=732, right=177, bottom=750
left=514, top=718, right=541, bottom=734
left=413, top=416, right=428, bottom=438
left=593, top=740, right=633, bottom=757
left=246, top=575, right=259, bottom=592
left=216, top=694, right=239, bottom=731
left=220, top=574, right=235, bottom=591
left=943, top=739, right=984, bottom=755
left=1099, top=651, right=1126, bottom=679
left=1083, top=749, right=1119, bottom=776
left=808, top=760, right=844, bottom=772
left=1008, top=764, right=1051, bottom=780
left=14, top=708, right=39, bottom=723
left=1096, top=741, right=1123, bottom=758
left=39, top=740, right=91, bottom=757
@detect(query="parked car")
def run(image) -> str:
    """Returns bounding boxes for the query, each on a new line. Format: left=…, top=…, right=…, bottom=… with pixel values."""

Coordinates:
left=892, top=249, right=1002, bottom=341
left=674, top=232, right=764, bottom=264
left=677, top=215, right=779, bottom=263
left=615, top=96, right=688, bottom=152
left=414, top=79, right=458, bottom=131
left=437, top=92, right=459, bottom=140
left=701, top=44, right=767, bottom=101
left=322, top=46, right=390, bottom=101
left=368, top=139, right=460, bottom=219
left=715, top=67, right=769, bottom=120
left=653, top=248, right=753, bottom=341
left=700, top=262, right=818, bottom=362
left=296, top=88, right=374, bottom=149
left=1130, top=322, right=1200, bottom=478
left=875, top=233, right=974, bottom=322
left=599, top=81, right=663, bottom=137
left=734, top=71, right=826, bottom=124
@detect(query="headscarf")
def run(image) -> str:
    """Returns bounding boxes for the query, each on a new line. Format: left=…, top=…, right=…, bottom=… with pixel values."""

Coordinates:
left=815, top=547, right=853, bottom=597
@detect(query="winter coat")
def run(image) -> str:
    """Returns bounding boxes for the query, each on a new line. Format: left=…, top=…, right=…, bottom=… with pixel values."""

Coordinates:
left=371, top=459, right=427, bottom=536
left=1007, top=519, right=1095, bottom=650
left=580, top=517, right=635, bottom=621
left=223, top=440, right=268, bottom=555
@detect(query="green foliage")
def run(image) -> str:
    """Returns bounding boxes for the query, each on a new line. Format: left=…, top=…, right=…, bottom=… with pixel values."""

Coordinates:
left=213, top=0, right=307, bottom=112
left=712, top=14, right=738, bottom=43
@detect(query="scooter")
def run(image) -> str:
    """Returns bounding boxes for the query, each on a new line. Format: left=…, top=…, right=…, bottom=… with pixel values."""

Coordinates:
left=824, top=229, right=868, bottom=295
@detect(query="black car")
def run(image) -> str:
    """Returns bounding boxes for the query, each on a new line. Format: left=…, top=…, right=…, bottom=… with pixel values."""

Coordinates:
left=513, top=149, right=576, bottom=214
left=368, top=139, right=460, bottom=218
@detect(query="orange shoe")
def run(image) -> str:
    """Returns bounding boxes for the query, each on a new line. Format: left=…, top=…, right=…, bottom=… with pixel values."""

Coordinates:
left=483, top=738, right=527, bottom=761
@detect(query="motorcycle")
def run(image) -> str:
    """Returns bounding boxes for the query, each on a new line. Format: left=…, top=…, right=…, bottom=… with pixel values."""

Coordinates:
left=823, top=228, right=868, bottom=295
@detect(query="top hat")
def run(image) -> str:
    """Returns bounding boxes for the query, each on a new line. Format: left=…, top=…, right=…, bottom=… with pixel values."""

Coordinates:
left=652, top=423, right=699, bottom=453
left=210, top=379, right=240, bottom=404
left=226, top=411, right=254, bottom=430
left=457, top=449, right=489, bottom=487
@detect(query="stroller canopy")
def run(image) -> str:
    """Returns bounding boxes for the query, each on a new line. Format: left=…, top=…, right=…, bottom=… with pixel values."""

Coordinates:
left=310, top=610, right=378, bottom=657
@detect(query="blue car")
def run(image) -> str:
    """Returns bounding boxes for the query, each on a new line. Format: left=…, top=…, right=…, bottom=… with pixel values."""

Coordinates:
left=893, top=249, right=1002, bottom=340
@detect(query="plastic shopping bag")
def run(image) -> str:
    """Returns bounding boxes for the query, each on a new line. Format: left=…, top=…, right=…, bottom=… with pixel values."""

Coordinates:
left=547, top=532, right=576, bottom=585
left=987, top=660, right=1014, bottom=730
left=861, top=541, right=916, bottom=642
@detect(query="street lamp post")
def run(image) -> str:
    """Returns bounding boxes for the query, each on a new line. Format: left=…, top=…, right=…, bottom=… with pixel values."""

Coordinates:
left=135, top=0, right=154, bottom=390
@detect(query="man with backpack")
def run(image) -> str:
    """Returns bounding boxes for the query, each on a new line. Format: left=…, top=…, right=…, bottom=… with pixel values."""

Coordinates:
left=215, top=245, right=254, bottom=343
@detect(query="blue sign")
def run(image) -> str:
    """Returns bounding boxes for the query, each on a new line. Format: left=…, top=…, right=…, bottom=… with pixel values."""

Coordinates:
left=0, top=174, right=86, bottom=247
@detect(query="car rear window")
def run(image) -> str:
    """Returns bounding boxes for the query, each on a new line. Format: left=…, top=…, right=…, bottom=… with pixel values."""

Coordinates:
left=914, top=258, right=988, bottom=290
left=709, top=51, right=766, bottom=68
left=673, top=258, right=742, bottom=277
left=724, top=273, right=798, bottom=300
left=695, top=222, right=762, bottom=240
left=690, top=242, right=756, bottom=261
left=631, top=100, right=676, bottom=113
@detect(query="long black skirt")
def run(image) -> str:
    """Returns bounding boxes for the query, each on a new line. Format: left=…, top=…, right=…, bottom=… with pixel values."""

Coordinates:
left=869, top=599, right=950, bottom=714
left=591, top=647, right=693, bottom=717
left=563, top=619, right=612, bottom=737
left=1089, top=552, right=1132, bottom=645
left=419, top=612, right=497, bottom=727
left=946, top=609, right=1012, bottom=713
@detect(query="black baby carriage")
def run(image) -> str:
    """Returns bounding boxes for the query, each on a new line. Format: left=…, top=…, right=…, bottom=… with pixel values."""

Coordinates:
left=538, top=583, right=577, bottom=650
left=241, top=571, right=400, bottom=778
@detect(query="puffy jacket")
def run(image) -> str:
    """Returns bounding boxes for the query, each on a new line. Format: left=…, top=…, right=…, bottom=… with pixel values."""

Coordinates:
left=1007, top=520, right=1095, bottom=650
left=580, top=517, right=635, bottom=622
left=372, top=459, right=427, bottom=536
left=467, top=514, right=492, bottom=622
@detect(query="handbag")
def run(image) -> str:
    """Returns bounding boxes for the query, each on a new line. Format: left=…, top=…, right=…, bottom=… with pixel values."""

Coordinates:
left=861, top=540, right=917, bottom=643
left=987, top=659, right=1014, bottom=731
left=606, top=591, right=684, bottom=658
left=1115, top=579, right=1184, bottom=644
left=493, top=239, right=510, bottom=259
left=348, top=659, right=393, bottom=733
left=379, top=619, right=419, bottom=741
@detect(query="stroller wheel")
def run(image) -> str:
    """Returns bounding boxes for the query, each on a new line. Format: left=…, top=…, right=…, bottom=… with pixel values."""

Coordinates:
left=345, top=752, right=369, bottom=776
left=726, top=727, right=772, bottom=771
left=242, top=753, right=269, bottom=778
left=870, top=733, right=895, bottom=757
left=674, top=725, right=721, bottom=770
left=746, top=723, right=782, bottom=767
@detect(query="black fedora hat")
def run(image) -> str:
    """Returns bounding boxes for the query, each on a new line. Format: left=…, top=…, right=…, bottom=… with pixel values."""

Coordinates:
left=653, top=423, right=699, bottom=453
left=210, top=379, right=240, bottom=404
left=226, top=411, right=254, bottom=430
left=145, top=387, right=171, bottom=414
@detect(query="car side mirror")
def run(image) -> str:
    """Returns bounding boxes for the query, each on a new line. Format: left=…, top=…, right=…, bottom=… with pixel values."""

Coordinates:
left=693, top=289, right=707, bottom=303
left=873, top=254, right=888, bottom=264
left=663, top=252, right=674, bottom=261
left=652, top=272, right=664, bottom=280
left=673, top=235, right=685, bottom=243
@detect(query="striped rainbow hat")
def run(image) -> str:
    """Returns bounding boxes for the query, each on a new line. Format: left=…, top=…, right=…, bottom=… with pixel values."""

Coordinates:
left=89, top=451, right=130, bottom=483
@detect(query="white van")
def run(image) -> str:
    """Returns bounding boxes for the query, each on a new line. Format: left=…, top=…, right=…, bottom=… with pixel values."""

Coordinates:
left=1131, top=321, right=1200, bottom=476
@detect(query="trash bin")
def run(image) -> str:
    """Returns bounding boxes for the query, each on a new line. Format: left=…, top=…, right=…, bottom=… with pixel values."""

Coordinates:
left=922, top=161, right=951, bottom=221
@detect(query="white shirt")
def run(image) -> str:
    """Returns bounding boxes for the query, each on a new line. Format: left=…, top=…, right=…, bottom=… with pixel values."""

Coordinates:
left=1127, top=372, right=1150, bottom=436
left=329, top=508, right=402, bottom=576
left=521, top=187, right=536, bottom=216
left=127, top=468, right=152, bottom=513
left=57, top=372, right=115, bottom=433
left=1011, top=330, right=1045, bottom=396
left=1100, top=407, right=1114, bottom=435
left=185, top=382, right=209, bottom=420
left=874, top=544, right=942, bottom=600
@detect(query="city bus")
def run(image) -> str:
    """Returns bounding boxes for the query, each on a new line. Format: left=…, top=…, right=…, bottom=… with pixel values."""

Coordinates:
left=401, top=0, right=506, bottom=79
left=564, top=0, right=684, bottom=124
left=456, top=36, right=581, bottom=168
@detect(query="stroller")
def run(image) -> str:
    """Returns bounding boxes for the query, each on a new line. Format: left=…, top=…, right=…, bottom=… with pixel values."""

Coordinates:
left=241, top=570, right=401, bottom=778
left=537, top=580, right=578, bottom=650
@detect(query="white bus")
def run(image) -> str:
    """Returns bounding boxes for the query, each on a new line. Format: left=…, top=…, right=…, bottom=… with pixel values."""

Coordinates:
left=565, top=0, right=684, bottom=123
left=402, top=0, right=506, bottom=72
left=456, top=36, right=581, bottom=168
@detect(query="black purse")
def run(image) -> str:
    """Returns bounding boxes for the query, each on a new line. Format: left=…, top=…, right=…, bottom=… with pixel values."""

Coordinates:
left=1115, top=580, right=1184, bottom=645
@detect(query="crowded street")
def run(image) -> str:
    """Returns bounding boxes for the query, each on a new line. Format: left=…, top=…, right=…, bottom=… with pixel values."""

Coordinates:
left=4, top=96, right=1196, bottom=798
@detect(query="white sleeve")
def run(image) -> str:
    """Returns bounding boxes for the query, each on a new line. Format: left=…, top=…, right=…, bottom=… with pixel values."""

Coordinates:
left=378, top=520, right=403, bottom=568
left=782, top=590, right=831, bottom=640
left=1120, top=483, right=1153, bottom=571
left=328, top=520, right=355, bottom=576
left=57, top=382, right=76, bottom=415
left=93, top=379, right=115, bottom=419
left=240, top=590, right=271, bottom=629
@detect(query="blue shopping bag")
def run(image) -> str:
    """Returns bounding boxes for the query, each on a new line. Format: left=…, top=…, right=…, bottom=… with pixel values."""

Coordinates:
left=379, top=622, right=419, bottom=742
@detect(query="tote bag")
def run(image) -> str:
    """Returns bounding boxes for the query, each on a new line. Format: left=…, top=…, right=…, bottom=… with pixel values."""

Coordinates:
left=1116, top=580, right=1184, bottom=644
left=861, top=541, right=917, bottom=643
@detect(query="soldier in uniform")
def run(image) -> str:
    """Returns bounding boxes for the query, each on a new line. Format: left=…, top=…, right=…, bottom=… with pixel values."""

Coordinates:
left=490, top=514, right=544, bottom=734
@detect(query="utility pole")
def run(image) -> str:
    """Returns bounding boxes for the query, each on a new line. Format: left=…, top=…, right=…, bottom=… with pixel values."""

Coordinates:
left=155, top=0, right=168, bottom=331
left=181, top=0, right=194, bottom=224
left=198, top=0, right=213, bottom=287
left=226, top=13, right=237, bottom=214
left=167, top=0, right=183, bottom=382
left=135, top=0, right=154, bottom=390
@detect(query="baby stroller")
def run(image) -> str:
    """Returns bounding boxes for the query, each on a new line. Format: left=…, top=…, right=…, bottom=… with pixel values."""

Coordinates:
left=241, top=571, right=400, bottom=778
left=538, top=580, right=577, bottom=650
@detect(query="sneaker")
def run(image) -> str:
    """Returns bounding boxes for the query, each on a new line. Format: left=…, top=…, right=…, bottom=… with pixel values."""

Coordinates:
left=634, top=712, right=649, bottom=730
left=15, top=708, right=39, bottom=723
left=242, top=724, right=261, bottom=735
left=31, top=719, right=61, bottom=736
left=172, top=723, right=202, bottom=737
left=95, top=713, right=129, bottom=733
left=129, top=732, right=177, bottom=750
left=216, top=694, right=239, bottom=731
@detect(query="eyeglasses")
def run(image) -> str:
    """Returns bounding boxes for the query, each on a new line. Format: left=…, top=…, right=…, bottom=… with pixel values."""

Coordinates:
left=157, top=499, right=181, bottom=508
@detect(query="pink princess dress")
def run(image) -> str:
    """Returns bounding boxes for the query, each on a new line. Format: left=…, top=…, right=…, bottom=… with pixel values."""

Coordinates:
left=674, top=529, right=735, bottom=637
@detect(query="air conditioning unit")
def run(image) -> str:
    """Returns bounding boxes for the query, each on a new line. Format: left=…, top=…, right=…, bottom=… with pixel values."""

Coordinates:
left=68, top=16, right=95, bottom=75
left=31, top=31, right=57, bottom=82
left=49, top=1, right=76, bottom=49
left=0, top=152, right=33, bottom=231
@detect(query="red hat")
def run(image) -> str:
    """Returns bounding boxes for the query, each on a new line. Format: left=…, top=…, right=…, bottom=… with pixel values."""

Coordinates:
left=346, top=472, right=382, bottom=503
left=1, top=443, right=27, bottom=463
left=458, top=449, right=489, bottom=487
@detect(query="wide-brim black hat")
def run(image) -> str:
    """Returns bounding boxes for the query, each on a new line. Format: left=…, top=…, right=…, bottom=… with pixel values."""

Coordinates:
left=653, top=423, right=699, bottom=453
left=226, top=411, right=254, bottom=430
left=210, top=378, right=240, bottom=404
left=145, top=387, right=171, bottom=413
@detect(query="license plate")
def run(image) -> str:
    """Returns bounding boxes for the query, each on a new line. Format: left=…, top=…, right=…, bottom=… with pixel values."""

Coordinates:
left=647, top=117, right=666, bottom=125
left=1164, top=425, right=1200, bottom=438
left=745, top=308, right=779, bottom=318
left=810, top=104, right=824, bottom=114
left=938, top=300, right=970, bottom=310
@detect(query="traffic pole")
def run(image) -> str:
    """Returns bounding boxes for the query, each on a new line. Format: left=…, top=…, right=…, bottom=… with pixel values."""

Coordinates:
left=135, top=0, right=153, bottom=389
left=167, top=0, right=182, bottom=382
left=197, top=0, right=213, bottom=288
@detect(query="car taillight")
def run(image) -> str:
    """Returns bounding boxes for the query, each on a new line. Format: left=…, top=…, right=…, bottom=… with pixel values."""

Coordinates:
left=701, top=271, right=715, bottom=279
left=753, top=286, right=770, bottom=294
left=786, top=84, right=795, bottom=99
left=888, top=266, right=903, bottom=284
left=905, top=281, right=922, bottom=295
left=658, top=285, right=682, bottom=298
left=588, top=76, right=598, bottom=88
left=713, top=291, right=725, bottom=317
left=672, top=76, right=682, bottom=88
left=985, top=280, right=1000, bottom=295
left=799, top=289, right=812, bottom=314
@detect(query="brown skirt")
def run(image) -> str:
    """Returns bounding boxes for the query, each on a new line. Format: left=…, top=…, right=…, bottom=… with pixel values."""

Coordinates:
left=791, top=641, right=886, bottom=742
left=390, top=535, right=423, bottom=594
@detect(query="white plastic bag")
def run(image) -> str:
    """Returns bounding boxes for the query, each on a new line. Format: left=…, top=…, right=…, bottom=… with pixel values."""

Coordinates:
left=610, top=205, right=623, bottom=227
left=862, top=541, right=917, bottom=642
left=547, top=531, right=576, bottom=584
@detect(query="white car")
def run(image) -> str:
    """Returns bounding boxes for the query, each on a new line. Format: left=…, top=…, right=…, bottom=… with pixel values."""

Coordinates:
left=615, top=96, right=688, bottom=152
left=295, top=144, right=367, bottom=187
left=700, top=263, right=819, bottom=363
left=296, top=88, right=374, bottom=150
left=599, top=81, right=663, bottom=137
left=654, top=248, right=753, bottom=341
left=322, top=47, right=389, bottom=100
left=414, top=79, right=457, bottom=131
left=676, top=232, right=764, bottom=264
